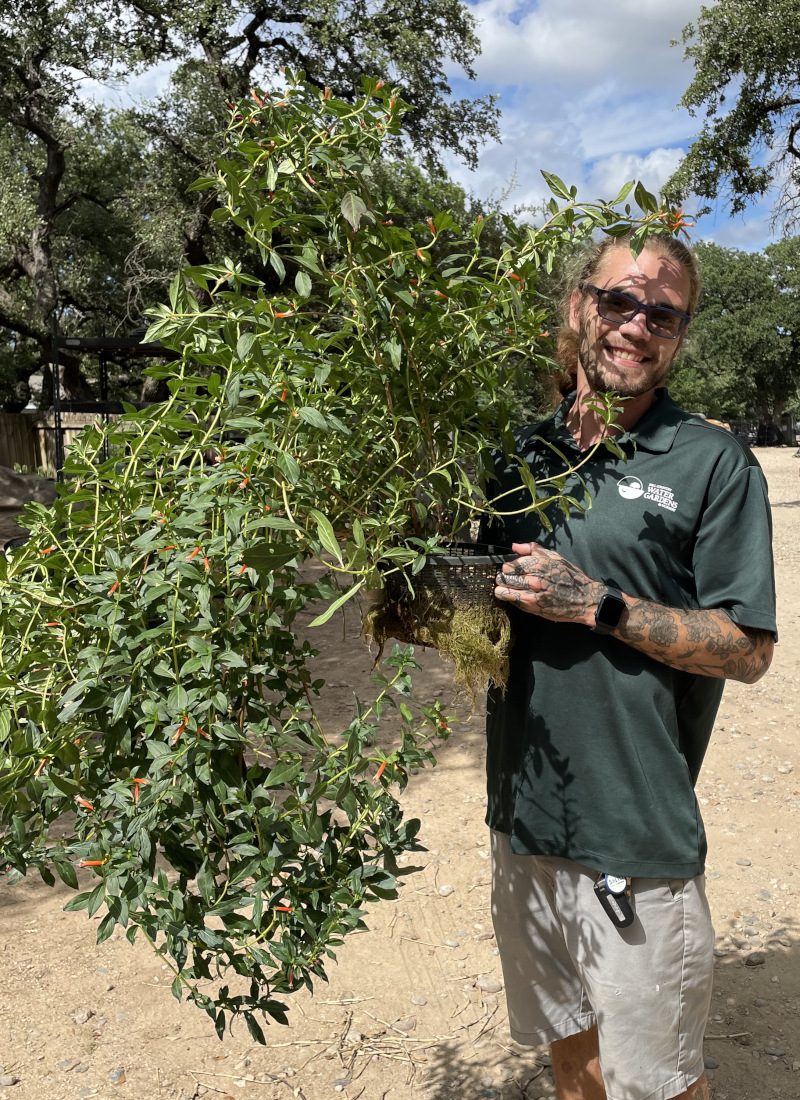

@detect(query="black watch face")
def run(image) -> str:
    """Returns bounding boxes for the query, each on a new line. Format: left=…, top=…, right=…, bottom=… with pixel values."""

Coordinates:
left=596, top=591, right=625, bottom=628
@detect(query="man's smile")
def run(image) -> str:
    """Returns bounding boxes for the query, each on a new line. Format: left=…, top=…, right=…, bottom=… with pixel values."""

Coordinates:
left=604, top=343, right=649, bottom=366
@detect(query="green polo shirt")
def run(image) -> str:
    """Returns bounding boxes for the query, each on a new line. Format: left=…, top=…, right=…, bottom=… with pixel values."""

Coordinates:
left=481, top=390, right=776, bottom=879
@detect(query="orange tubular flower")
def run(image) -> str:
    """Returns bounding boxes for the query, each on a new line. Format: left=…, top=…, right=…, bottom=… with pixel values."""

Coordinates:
left=131, top=777, right=150, bottom=803
left=75, top=796, right=94, bottom=811
left=186, top=547, right=202, bottom=562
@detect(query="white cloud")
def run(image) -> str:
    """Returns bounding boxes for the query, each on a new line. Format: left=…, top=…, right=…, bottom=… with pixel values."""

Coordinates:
left=467, top=0, right=704, bottom=92
left=75, top=60, right=176, bottom=109
left=587, top=147, right=685, bottom=201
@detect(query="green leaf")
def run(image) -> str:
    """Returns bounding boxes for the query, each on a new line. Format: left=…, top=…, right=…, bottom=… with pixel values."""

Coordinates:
left=186, top=176, right=217, bottom=193
left=634, top=180, right=659, bottom=215
left=112, top=686, right=132, bottom=725
left=63, top=890, right=95, bottom=913
left=295, top=271, right=312, bottom=298
left=54, top=860, right=79, bottom=889
left=297, top=407, right=327, bottom=430
left=269, top=251, right=286, bottom=281
left=275, top=451, right=300, bottom=484
left=197, top=860, right=215, bottom=905
left=96, top=912, right=116, bottom=944
left=310, top=509, right=343, bottom=564
left=237, top=333, right=255, bottom=360
left=86, top=882, right=105, bottom=918
left=341, top=191, right=368, bottom=230
left=242, top=543, right=300, bottom=572
left=541, top=170, right=572, bottom=202
left=610, top=180, right=635, bottom=206
left=308, top=580, right=365, bottom=627
left=384, top=339, right=402, bottom=369
left=258, top=516, right=299, bottom=531
left=245, top=1013, right=266, bottom=1044
left=264, top=761, right=302, bottom=787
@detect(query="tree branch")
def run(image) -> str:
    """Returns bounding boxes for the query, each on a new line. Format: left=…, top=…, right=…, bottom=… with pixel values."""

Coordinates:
left=54, top=191, right=111, bottom=217
left=788, top=119, right=800, bottom=162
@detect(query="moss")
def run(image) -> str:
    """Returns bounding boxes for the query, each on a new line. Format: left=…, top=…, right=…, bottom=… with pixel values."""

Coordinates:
left=362, top=586, right=512, bottom=703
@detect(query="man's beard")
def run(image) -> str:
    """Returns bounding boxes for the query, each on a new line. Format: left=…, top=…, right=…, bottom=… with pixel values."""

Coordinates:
left=578, top=322, right=672, bottom=398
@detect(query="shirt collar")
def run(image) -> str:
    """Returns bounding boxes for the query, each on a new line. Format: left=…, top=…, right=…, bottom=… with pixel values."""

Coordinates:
left=538, top=388, right=685, bottom=455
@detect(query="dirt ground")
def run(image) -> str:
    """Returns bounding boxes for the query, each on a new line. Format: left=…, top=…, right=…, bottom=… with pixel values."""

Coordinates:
left=1, top=447, right=799, bottom=1100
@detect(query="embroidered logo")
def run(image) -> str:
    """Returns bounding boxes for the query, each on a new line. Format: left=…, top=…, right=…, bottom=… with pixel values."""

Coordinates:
left=643, top=482, right=678, bottom=512
left=617, top=476, right=645, bottom=499
left=617, top=476, right=679, bottom=512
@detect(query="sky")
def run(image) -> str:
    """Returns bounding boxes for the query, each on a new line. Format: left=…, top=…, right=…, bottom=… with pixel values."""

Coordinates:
left=441, top=0, right=775, bottom=248
left=91, top=0, right=776, bottom=250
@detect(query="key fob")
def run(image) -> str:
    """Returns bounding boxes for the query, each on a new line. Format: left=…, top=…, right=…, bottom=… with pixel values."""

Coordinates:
left=594, top=875, right=635, bottom=928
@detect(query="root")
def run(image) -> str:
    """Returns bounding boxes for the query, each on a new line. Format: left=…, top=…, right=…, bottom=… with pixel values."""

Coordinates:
left=362, top=587, right=511, bottom=703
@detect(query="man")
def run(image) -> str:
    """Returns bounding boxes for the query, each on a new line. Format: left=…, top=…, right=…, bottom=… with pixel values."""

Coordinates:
left=482, top=234, right=777, bottom=1100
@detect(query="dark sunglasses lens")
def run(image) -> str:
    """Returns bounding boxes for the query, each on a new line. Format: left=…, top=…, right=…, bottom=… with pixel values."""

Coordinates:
left=597, top=291, right=636, bottom=322
left=647, top=309, right=685, bottom=337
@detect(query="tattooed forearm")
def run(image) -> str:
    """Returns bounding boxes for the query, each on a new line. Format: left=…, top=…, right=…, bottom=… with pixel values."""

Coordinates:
left=620, top=600, right=774, bottom=684
left=494, top=544, right=774, bottom=684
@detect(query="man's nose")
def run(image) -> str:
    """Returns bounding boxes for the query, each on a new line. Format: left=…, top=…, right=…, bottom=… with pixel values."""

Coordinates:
left=617, top=307, right=650, bottom=338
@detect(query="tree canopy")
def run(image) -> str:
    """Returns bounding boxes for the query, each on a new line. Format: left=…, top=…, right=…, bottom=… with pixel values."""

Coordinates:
left=666, top=0, right=800, bottom=228
left=668, top=237, right=800, bottom=422
left=0, top=0, right=499, bottom=408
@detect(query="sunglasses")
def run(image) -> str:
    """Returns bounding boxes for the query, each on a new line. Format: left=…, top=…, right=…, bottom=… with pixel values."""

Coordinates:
left=579, top=283, right=691, bottom=339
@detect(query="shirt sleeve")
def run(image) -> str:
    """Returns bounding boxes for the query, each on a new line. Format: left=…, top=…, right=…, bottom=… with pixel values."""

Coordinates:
left=692, top=461, right=777, bottom=636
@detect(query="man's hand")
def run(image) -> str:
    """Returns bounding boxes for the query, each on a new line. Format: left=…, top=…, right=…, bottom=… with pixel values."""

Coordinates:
left=493, top=542, right=774, bottom=684
left=494, top=542, right=605, bottom=626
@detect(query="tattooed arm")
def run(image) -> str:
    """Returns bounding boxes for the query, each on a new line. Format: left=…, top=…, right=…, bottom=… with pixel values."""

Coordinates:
left=495, top=542, right=774, bottom=685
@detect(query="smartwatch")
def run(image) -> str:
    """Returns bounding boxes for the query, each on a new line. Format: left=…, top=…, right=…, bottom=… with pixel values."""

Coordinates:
left=592, top=586, right=625, bottom=635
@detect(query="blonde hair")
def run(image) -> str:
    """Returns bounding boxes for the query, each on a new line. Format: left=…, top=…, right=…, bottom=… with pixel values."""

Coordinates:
left=552, top=233, right=700, bottom=399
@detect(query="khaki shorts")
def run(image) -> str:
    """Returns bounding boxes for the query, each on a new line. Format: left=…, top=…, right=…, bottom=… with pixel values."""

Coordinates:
left=490, top=830, right=714, bottom=1100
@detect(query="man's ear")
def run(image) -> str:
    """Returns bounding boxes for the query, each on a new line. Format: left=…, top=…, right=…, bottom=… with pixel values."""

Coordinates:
left=569, top=287, right=583, bottom=331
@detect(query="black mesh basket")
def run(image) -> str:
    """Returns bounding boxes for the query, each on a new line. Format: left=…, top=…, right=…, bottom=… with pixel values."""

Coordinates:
left=383, top=542, right=517, bottom=609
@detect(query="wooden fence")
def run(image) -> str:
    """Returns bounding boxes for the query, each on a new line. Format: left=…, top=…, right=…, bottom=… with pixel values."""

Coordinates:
left=0, top=412, right=110, bottom=477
